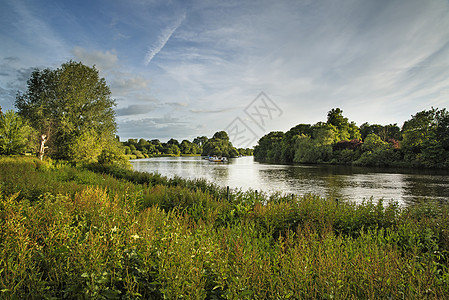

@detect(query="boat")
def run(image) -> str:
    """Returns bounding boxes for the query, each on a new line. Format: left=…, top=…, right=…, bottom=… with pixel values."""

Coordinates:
left=208, top=156, right=228, bottom=162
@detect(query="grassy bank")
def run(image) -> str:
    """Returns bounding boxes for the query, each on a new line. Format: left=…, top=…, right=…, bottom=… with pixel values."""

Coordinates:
left=1, top=156, right=449, bottom=299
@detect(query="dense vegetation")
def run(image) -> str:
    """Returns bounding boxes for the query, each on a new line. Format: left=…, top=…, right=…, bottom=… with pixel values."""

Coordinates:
left=122, top=131, right=253, bottom=159
left=1, top=156, right=449, bottom=299
left=15, top=61, right=121, bottom=163
left=254, top=107, right=449, bottom=168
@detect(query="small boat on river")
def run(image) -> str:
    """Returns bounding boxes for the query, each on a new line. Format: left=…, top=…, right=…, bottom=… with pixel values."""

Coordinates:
left=208, top=156, right=228, bottom=163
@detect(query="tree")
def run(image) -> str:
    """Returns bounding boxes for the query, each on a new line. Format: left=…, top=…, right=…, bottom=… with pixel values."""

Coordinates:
left=166, top=144, right=181, bottom=155
left=212, top=131, right=229, bottom=141
left=254, top=131, right=284, bottom=162
left=167, top=138, right=180, bottom=147
left=293, top=126, right=335, bottom=163
left=180, top=140, right=194, bottom=154
left=16, top=61, right=117, bottom=161
left=137, top=138, right=149, bottom=150
left=193, top=136, right=208, bottom=147
left=0, top=110, right=36, bottom=155
left=280, top=124, right=312, bottom=163
left=360, top=123, right=401, bottom=141
left=202, top=131, right=238, bottom=157
left=69, top=128, right=105, bottom=163
left=326, top=108, right=359, bottom=141
left=362, top=133, right=388, bottom=152
left=327, top=108, right=348, bottom=130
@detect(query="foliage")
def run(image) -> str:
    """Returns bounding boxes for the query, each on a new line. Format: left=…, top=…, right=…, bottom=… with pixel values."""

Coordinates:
left=401, top=108, right=449, bottom=167
left=253, top=131, right=284, bottom=162
left=1, top=156, right=449, bottom=298
left=255, top=107, right=449, bottom=168
left=0, top=110, right=36, bottom=155
left=360, top=122, right=401, bottom=141
left=281, top=124, right=313, bottom=163
left=122, top=134, right=252, bottom=159
left=15, top=61, right=117, bottom=161
left=293, top=132, right=333, bottom=163
left=202, top=131, right=239, bottom=157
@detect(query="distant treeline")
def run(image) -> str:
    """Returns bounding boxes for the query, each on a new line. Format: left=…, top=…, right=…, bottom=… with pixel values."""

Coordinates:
left=254, top=108, right=449, bottom=168
left=122, top=131, right=253, bottom=159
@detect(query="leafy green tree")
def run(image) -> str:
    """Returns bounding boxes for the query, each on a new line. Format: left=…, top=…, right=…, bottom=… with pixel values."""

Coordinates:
left=254, top=131, right=284, bottom=162
left=348, top=122, right=361, bottom=140
left=212, top=131, right=229, bottom=140
left=15, top=61, right=117, bottom=161
left=327, top=108, right=347, bottom=128
left=0, top=110, right=36, bottom=155
left=280, top=124, right=312, bottom=163
left=98, top=140, right=131, bottom=169
left=180, top=140, right=195, bottom=154
left=166, top=144, right=181, bottom=155
left=362, top=133, right=388, bottom=152
left=293, top=127, right=334, bottom=163
left=326, top=108, right=361, bottom=141
left=293, top=134, right=315, bottom=163
left=69, top=128, right=105, bottom=163
left=202, top=131, right=238, bottom=157
left=401, top=109, right=435, bottom=155
left=167, top=138, right=180, bottom=147
left=237, top=148, right=253, bottom=156
left=137, top=138, right=149, bottom=151
left=399, top=108, right=449, bottom=167
left=193, top=136, right=208, bottom=147
left=327, top=108, right=349, bottom=140
left=145, top=143, right=159, bottom=155
left=360, top=123, right=401, bottom=141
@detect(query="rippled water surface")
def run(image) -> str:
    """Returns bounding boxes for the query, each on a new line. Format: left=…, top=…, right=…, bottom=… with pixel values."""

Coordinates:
left=131, top=156, right=449, bottom=205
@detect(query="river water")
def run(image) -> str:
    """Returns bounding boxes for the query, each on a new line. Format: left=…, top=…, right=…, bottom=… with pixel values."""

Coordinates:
left=131, top=156, right=449, bottom=206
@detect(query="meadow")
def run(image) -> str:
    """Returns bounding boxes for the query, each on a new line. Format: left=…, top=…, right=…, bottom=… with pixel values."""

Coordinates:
left=1, top=156, right=449, bottom=299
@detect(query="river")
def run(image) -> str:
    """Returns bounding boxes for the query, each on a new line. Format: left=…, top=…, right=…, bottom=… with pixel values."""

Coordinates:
left=131, top=156, right=449, bottom=206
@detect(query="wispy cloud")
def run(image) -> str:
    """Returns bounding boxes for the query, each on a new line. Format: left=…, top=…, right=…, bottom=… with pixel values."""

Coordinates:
left=144, top=12, right=186, bottom=66
left=116, top=104, right=155, bottom=116
left=72, top=47, right=118, bottom=71
left=190, top=107, right=235, bottom=114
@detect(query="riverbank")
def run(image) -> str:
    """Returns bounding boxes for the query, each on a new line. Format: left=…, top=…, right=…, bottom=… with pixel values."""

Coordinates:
left=1, top=156, right=448, bottom=298
left=124, top=153, right=202, bottom=160
left=126, top=153, right=252, bottom=160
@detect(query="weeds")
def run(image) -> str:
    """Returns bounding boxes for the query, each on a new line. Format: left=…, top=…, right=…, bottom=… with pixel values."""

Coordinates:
left=1, top=156, right=449, bottom=298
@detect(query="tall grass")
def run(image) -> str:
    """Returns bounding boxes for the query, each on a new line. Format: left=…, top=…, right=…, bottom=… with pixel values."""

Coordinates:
left=1, top=156, right=449, bottom=298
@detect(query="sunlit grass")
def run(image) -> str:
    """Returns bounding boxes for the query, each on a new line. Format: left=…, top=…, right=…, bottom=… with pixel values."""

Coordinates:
left=1, top=156, right=448, bottom=298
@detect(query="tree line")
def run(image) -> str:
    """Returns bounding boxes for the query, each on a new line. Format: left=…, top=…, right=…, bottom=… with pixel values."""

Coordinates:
left=254, top=108, right=449, bottom=168
left=122, top=131, right=253, bottom=159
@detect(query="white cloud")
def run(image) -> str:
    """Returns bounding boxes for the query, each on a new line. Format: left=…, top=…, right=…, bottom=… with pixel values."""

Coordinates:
left=72, top=47, right=119, bottom=71
left=144, top=12, right=186, bottom=66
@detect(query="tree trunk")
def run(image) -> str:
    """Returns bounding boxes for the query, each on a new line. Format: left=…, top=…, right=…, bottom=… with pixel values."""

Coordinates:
left=38, top=134, right=48, bottom=160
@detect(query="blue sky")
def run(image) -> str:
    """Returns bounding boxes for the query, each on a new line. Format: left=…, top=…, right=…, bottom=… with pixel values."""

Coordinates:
left=1, top=0, right=449, bottom=146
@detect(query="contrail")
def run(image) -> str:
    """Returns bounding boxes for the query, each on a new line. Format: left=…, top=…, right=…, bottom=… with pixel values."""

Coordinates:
left=144, top=13, right=186, bottom=66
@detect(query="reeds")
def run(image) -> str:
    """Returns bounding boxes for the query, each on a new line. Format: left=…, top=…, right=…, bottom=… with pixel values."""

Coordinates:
left=1, top=156, right=448, bottom=298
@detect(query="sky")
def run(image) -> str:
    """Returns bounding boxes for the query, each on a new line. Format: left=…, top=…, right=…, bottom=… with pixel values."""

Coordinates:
left=1, top=0, right=449, bottom=147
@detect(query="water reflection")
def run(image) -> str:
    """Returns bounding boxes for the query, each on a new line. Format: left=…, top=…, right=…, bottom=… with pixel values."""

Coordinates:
left=131, top=156, right=449, bottom=206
